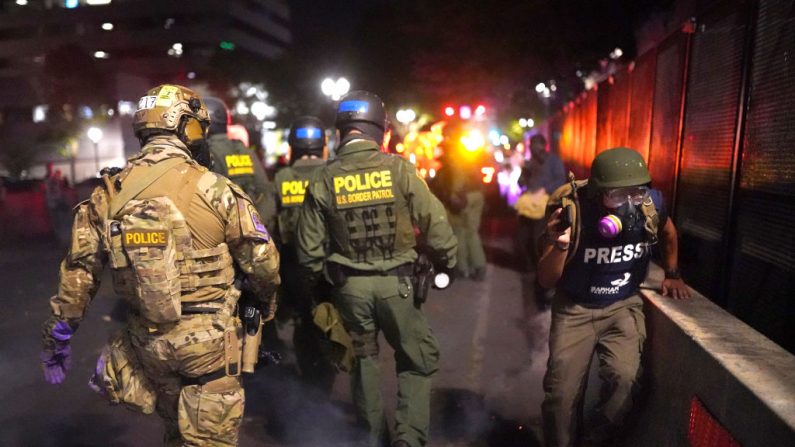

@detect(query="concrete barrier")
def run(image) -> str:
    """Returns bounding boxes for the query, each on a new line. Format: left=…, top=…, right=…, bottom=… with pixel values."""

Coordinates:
left=624, top=265, right=795, bottom=446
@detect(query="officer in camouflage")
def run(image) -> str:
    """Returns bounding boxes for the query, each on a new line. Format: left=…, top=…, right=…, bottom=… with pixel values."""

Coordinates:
left=39, top=84, right=280, bottom=446
left=205, top=96, right=277, bottom=231
left=297, top=91, right=457, bottom=447
left=273, top=116, right=336, bottom=391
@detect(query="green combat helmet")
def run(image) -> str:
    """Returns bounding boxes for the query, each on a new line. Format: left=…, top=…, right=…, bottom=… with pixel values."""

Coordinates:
left=547, top=147, right=658, bottom=265
left=589, top=147, right=651, bottom=190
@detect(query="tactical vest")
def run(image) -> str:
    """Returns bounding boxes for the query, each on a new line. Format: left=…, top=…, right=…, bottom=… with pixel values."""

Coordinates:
left=556, top=184, right=664, bottom=306
left=275, top=159, right=324, bottom=246
left=102, top=154, right=235, bottom=324
left=321, top=151, right=416, bottom=264
left=209, top=136, right=261, bottom=200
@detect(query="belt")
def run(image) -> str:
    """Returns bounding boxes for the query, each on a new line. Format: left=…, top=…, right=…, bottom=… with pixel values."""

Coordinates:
left=181, top=300, right=224, bottom=315
left=181, top=366, right=234, bottom=386
left=341, top=263, right=414, bottom=277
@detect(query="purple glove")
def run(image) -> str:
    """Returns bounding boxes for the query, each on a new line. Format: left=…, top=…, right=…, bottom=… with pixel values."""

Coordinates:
left=40, top=320, right=74, bottom=385
left=88, top=350, right=107, bottom=394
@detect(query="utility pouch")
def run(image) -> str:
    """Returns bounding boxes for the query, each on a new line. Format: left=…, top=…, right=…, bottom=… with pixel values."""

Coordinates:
left=89, top=330, right=157, bottom=415
left=117, top=198, right=182, bottom=324
left=312, top=302, right=355, bottom=372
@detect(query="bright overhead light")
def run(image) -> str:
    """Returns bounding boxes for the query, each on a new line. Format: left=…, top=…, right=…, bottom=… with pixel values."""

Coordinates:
left=93, top=51, right=109, bottom=59
left=321, top=77, right=350, bottom=101
left=321, top=78, right=335, bottom=96
left=475, top=104, right=486, bottom=116
left=610, top=47, right=623, bottom=59
left=101, top=22, right=114, bottom=31
left=396, top=108, right=416, bottom=124
left=459, top=105, right=472, bottom=120
left=87, top=127, right=103, bottom=143
left=33, top=105, right=47, bottom=123
left=168, top=42, right=183, bottom=57
left=527, top=118, right=535, bottom=128
left=87, top=0, right=113, bottom=4
left=16, top=0, right=28, bottom=6
left=117, top=101, right=134, bottom=116
left=535, top=82, right=546, bottom=93
left=519, top=118, right=527, bottom=128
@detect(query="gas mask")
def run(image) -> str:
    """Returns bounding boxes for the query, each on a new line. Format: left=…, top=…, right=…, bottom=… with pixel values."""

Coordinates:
left=598, top=186, right=649, bottom=239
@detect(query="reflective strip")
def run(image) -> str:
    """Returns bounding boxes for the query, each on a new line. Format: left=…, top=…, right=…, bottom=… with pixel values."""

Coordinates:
left=295, top=127, right=322, bottom=139
left=338, top=100, right=369, bottom=114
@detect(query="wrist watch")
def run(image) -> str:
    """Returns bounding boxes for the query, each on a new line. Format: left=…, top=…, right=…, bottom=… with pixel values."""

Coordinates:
left=664, top=267, right=682, bottom=280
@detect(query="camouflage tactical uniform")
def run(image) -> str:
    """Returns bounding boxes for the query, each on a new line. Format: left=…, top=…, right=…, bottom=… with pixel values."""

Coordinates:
left=297, top=139, right=457, bottom=447
left=42, top=136, right=280, bottom=446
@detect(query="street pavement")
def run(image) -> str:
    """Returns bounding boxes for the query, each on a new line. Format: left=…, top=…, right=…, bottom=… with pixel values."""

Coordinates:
left=0, top=218, right=551, bottom=446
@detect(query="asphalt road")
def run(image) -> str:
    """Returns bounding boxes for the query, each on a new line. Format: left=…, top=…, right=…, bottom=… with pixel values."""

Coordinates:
left=0, top=218, right=550, bottom=446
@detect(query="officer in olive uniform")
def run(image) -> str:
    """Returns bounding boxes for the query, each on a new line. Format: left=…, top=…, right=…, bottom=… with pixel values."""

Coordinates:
left=432, top=125, right=487, bottom=280
left=273, top=116, right=335, bottom=391
left=296, top=91, right=457, bottom=447
left=205, top=96, right=277, bottom=231
left=538, top=148, right=690, bottom=447
left=40, top=85, right=280, bottom=446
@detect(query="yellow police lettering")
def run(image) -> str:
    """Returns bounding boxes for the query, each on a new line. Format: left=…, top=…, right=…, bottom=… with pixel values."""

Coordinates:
left=226, top=154, right=255, bottom=176
left=333, top=170, right=395, bottom=207
left=123, top=230, right=168, bottom=247
left=333, top=170, right=393, bottom=194
left=281, top=180, right=309, bottom=205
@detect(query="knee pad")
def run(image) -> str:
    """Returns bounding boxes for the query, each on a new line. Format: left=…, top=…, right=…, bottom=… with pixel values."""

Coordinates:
left=350, top=330, right=378, bottom=358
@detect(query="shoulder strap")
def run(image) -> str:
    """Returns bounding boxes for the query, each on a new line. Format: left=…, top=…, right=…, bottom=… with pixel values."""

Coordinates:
left=173, top=167, right=205, bottom=217
left=109, top=157, right=185, bottom=218
left=640, top=196, right=659, bottom=245
left=561, top=172, right=583, bottom=266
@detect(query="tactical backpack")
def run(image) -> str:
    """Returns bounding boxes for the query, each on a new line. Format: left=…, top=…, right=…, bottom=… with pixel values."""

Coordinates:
left=546, top=172, right=659, bottom=266
left=102, top=156, right=235, bottom=324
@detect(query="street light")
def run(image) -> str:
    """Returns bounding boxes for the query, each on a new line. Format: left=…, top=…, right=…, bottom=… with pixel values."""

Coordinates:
left=87, top=127, right=103, bottom=174
left=321, top=77, right=350, bottom=101
left=396, top=108, right=416, bottom=125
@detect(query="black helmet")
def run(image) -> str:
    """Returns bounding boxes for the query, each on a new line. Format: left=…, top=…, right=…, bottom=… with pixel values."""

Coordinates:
left=335, top=90, right=387, bottom=142
left=204, top=96, right=231, bottom=136
left=288, top=116, right=326, bottom=161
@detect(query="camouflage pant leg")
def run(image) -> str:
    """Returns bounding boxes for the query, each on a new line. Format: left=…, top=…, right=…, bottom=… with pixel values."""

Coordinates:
left=178, top=376, right=245, bottom=447
left=129, top=313, right=244, bottom=446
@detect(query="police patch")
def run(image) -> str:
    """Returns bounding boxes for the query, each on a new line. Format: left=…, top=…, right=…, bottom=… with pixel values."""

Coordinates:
left=332, top=169, right=396, bottom=210
left=225, top=154, right=254, bottom=176
left=122, top=230, right=168, bottom=248
left=280, top=179, right=308, bottom=207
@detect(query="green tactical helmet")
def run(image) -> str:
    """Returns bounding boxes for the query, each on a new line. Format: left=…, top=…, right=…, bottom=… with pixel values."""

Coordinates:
left=589, top=147, right=651, bottom=190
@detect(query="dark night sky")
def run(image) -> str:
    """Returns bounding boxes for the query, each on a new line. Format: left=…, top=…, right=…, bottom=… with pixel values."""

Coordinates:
left=270, top=0, right=677, bottom=122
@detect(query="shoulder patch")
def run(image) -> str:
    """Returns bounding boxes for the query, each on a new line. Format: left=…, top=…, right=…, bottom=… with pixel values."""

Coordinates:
left=239, top=199, right=270, bottom=242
